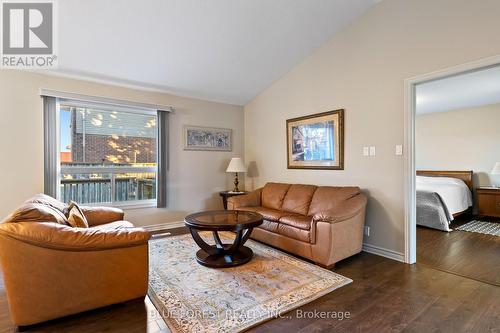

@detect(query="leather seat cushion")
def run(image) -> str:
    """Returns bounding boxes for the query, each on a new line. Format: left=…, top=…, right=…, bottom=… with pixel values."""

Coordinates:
left=281, top=184, right=317, bottom=215
left=279, top=214, right=312, bottom=231
left=238, top=206, right=284, bottom=221
left=0, top=221, right=150, bottom=251
left=256, top=220, right=279, bottom=233
left=277, top=223, right=310, bottom=243
left=261, top=183, right=291, bottom=210
left=90, top=220, right=134, bottom=231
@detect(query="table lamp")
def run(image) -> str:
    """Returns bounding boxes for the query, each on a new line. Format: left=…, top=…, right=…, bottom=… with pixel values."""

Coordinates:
left=492, top=162, right=500, bottom=187
left=226, top=158, right=246, bottom=192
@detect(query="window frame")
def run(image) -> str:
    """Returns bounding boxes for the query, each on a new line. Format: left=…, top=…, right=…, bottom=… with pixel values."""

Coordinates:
left=51, top=98, right=161, bottom=209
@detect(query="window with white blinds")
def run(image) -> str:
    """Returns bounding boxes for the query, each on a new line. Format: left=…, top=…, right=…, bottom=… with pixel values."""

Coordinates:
left=43, top=94, right=169, bottom=208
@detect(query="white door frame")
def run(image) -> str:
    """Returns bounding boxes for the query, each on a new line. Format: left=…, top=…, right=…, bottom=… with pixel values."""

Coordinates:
left=403, top=54, right=500, bottom=264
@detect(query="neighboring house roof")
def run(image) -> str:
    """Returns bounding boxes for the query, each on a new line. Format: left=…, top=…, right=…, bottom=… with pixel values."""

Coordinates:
left=60, top=152, right=72, bottom=163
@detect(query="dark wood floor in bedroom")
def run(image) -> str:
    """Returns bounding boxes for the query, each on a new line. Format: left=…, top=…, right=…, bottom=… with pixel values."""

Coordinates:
left=0, top=226, right=499, bottom=333
left=417, top=214, right=500, bottom=286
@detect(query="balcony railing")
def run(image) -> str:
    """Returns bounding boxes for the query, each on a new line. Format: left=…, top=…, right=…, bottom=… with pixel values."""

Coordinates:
left=60, top=178, right=111, bottom=204
left=60, top=177, right=156, bottom=204
left=60, top=164, right=157, bottom=205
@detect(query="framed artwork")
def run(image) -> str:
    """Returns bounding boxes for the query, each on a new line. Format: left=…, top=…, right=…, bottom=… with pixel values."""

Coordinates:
left=286, top=109, right=344, bottom=170
left=184, top=126, right=232, bottom=151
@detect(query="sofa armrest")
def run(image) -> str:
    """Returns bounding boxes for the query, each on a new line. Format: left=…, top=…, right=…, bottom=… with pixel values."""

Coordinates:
left=227, top=188, right=262, bottom=209
left=0, top=222, right=150, bottom=251
left=81, top=206, right=125, bottom=226
left=313, top=193, right=367, bottom=224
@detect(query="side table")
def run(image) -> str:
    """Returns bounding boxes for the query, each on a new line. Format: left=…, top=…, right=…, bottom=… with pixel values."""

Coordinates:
left=219, top=191, right=248, bottom=209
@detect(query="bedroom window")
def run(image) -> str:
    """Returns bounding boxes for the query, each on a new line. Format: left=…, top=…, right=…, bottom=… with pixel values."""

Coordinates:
left=43, top=93, right=169, bottom=208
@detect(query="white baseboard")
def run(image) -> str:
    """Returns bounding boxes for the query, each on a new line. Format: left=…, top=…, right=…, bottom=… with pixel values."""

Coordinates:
left=362, top=243, right=405, bottom=263
left=142, top=223, right=406, bottom=263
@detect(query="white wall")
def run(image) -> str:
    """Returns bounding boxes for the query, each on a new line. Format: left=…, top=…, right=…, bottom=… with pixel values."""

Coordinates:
left=244, top=0, right=500, bottom=255
left=0, top=71, right=244, bottom=226
left=416, top=103, right=500, bottom=189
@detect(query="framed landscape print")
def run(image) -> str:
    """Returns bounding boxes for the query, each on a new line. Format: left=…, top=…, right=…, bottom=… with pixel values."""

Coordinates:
left=184, top=126, right=232, bottom=151
left=286, top=109, right=344, bottom=170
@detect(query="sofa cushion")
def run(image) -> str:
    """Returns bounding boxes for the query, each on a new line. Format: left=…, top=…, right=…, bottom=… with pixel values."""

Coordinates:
left=277, top=223, right=310, bottom=243
left=281, top=184, right=317, bottom=215
left=307, top=186, right=361, bottom=216
left=261, top=183, right=291, bottom=210
left=238, top=206, right=284, bottom=221
left=80, top=206, right=125, bottom=226
left=25, top=193, right=67, bottom=214
left=0, top=221, right=150, bottom=251
left=67, top=202, right=89, bottom=228
left=256, top=220, right=279, bottom=233
left=2, top=203, right=69, bottom=225
left=279, top=214, right=312, bottom=231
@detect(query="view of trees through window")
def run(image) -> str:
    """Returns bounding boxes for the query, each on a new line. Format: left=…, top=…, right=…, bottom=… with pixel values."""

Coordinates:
left=59, top=104, right=157, bottom=204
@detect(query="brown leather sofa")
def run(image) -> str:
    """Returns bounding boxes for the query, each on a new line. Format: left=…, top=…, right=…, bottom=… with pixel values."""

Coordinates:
left=0, top=194, right=151, bottom=327
left=228, top=183, right=367, bottom=268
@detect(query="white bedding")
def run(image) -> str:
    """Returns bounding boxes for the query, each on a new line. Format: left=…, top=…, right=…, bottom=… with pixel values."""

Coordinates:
left=416, top=176, right=473, bottom=216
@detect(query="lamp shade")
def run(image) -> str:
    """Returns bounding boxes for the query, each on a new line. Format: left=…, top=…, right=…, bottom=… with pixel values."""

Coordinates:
left=492, top=162, right=500, bottom=175
left=226, top=158, right=246, bottom=173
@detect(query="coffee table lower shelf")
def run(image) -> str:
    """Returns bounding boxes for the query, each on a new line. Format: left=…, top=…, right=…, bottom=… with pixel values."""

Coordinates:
left=189, top=229, right=254, bottom=268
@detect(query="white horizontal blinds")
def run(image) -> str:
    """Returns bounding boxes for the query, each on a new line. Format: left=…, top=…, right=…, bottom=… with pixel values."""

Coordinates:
left=157, top=110, right=169, bottom=208
left=43, top=96, right=58, bottom=198
left=42, top=90, right=172, bottom=206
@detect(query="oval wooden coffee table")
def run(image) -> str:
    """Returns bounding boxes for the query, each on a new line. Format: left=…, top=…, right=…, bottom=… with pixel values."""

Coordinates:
left=184, top=210, right=263, bottom=268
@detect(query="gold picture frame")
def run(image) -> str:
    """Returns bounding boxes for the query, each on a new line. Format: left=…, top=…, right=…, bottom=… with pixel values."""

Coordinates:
left=286, top=109, right=344, bottom=170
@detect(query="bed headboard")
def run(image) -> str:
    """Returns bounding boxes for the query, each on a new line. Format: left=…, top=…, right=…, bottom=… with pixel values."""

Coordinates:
left=416, top=170, right=474, bottom=191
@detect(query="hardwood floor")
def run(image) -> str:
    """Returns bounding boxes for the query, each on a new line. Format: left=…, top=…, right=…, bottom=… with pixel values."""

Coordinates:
left=0, top=227, right=499, bottom=332
left=253, top=253, right=500, bottom=333
left=417, top=215, right=500, bottom=286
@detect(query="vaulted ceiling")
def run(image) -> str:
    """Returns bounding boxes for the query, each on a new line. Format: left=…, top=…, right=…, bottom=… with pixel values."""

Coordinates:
left=51, top=0, right=377, bottom=105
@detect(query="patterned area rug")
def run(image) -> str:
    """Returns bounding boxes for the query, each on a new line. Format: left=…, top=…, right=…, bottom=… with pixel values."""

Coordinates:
left=148, top=232, right=352, bottom=333
left=456, top=220, right=500, bottom=236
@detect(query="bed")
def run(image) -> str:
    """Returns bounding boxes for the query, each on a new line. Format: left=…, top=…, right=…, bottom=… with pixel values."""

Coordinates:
left=416, top=170, right=473, bottom=232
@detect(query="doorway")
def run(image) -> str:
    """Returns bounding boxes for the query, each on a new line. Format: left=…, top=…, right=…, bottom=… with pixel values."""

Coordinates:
left=405, top=56, right=500, bottom=283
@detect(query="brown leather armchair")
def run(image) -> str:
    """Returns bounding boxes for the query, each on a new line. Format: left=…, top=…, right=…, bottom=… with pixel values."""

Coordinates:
left=0, top=194, right=151, bottom=327
left=228, top=183, right=367, bottom=268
